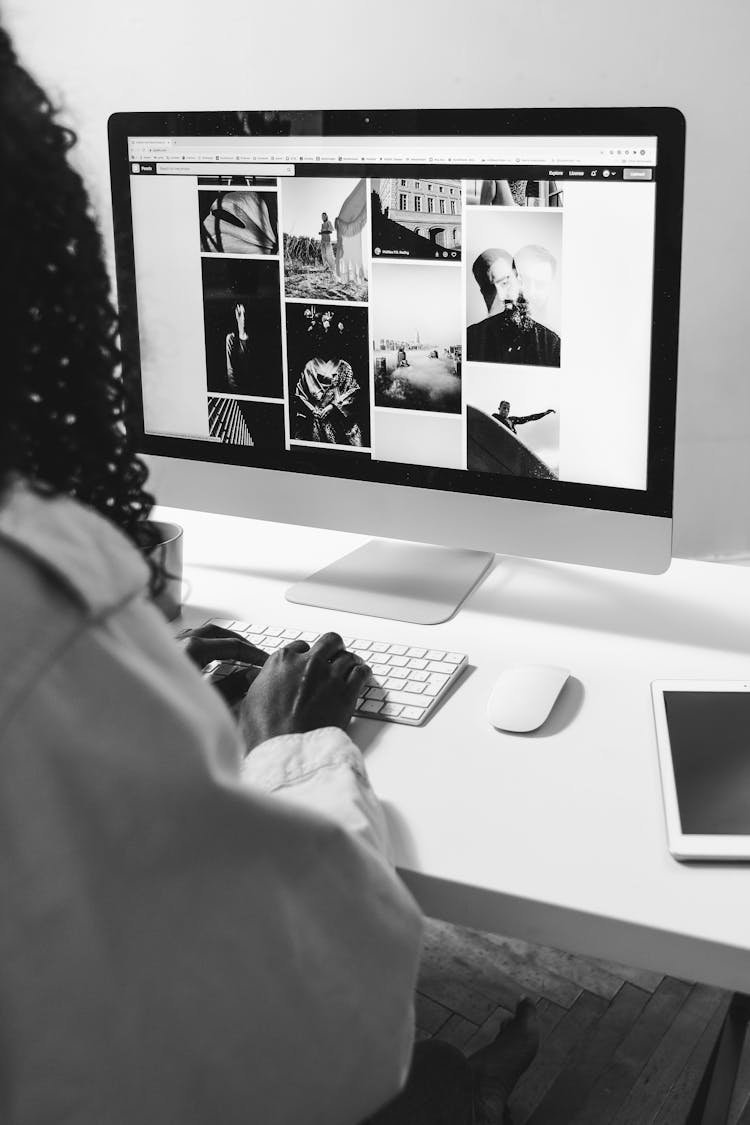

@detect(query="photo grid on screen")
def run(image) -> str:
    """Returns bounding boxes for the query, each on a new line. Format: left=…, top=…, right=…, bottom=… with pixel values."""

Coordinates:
left=132, top=150, right=655, bottom=491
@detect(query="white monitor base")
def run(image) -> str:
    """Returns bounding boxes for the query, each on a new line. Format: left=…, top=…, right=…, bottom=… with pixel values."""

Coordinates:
left=286, top=539, right=494, bottom=625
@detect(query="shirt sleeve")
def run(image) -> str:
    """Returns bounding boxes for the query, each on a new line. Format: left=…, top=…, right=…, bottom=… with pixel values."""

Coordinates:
left=242, top=725, right=394, bottom=859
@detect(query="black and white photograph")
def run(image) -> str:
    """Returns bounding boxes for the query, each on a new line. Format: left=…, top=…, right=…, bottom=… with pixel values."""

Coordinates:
left=281, top=177, right=368, bottom=302
left=466, top=209, right=563, bottom=368
left=371, top=263, right=461, bottom=414
left=197, top=174, right=276, bottom=187
left=465, top=179, right=564, bottom=208
left=466, top=365, right=560, bottom=479
left=285, top=302, right=371, bottom=448
left=371, top=177, right=462, bottom=261
left=207, top=396, right=286, bottom=449
left=201, top=257, right=284, bottom=398
left=198, top=190, right=279, bottom=256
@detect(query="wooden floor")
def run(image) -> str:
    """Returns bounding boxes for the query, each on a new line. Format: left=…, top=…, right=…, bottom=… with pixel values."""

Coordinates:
left=415, top=918, right=750, bottom=1124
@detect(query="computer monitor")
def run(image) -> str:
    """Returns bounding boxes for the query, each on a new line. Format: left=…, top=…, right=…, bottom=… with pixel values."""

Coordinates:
left=108, top=108, right=684, bottom=623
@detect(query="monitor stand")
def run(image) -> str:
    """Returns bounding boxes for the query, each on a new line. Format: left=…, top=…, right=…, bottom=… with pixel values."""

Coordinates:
left=286, top=539, right=494, bottom=625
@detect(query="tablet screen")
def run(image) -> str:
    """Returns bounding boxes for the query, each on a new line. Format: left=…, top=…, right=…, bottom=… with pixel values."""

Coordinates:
left=664, top=691, right=750, bottom=834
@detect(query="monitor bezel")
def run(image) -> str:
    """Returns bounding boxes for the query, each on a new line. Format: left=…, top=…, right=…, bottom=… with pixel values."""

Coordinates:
left=108, top=106, right=684, bottom=519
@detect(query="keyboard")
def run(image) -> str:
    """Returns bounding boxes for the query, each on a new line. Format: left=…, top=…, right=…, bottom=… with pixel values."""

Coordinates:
left=206, top=619, right=468, bottom=726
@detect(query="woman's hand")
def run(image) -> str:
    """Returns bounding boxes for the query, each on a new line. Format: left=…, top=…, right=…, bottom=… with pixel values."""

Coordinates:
left=239, top=632, right=371, bottom=753
left=177, top=622, right=268, bottom=672
left=177, top=623, right=269, bottom=705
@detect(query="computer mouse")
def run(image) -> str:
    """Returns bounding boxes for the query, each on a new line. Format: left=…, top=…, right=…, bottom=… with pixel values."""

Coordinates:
left=487, top=665, right=570, bottom=732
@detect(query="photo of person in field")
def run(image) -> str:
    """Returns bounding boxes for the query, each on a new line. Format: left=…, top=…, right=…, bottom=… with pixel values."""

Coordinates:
left=281, top=178, right=368, bottom=302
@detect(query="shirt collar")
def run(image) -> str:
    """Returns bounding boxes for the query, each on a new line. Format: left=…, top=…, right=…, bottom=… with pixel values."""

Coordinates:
left=0, top=481, right=149, bottom=615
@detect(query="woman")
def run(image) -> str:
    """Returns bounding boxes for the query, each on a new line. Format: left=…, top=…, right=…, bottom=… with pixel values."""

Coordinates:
left=320, top=209, right=336, bottom=270
left=0, top=27, right=421, bottom=1125
left=0, top=25, right=537, bottom=1125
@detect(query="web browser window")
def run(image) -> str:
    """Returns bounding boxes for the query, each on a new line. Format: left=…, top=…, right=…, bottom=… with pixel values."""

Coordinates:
left=126, top=133, right=657, bottom=490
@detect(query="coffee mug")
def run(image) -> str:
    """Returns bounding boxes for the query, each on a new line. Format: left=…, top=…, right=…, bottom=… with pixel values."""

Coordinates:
left=147, top=521, right=184, bottom=622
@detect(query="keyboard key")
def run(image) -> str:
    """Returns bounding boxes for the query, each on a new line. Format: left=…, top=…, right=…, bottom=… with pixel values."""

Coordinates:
left=361, top=699, right=384, bottom=714
left=389, top=655, right=408, bottom=667
left=428, top=673, right=449, bottom=688
left=264, top=626, right=283, bottom=637
left=370, top=641, right=389, bottom=653
left=387, top=644, right=408, bottom=656
left=211, top=619, right=236, bottom=630
left=402, top=705, right=427, bottom=720
left=427, top=660, right=455, bottom=675
left=423, top=675, right=449, bottom=696
left=300, top=631, right=319, bottom=644
left=409, top=670, right=429, bottom=682
left=444, top=653, right=463, bottom=665
left=407, top=658, right=427, bottom=670
left=282, top=628, right=301, bottom=639
left=406, top=647, right=427, bottom=658
left=425, top=650, right=446, bottom=661
left=404, top=681, right=425, bottom=694
left=381, top=703, right=404, bottom=717
left=382, top=689, right=429, bottom=707
left=366, top=686, right=385, bottom=700
left=385, top=677, right=407, bottom=690
left=371, top=664, right=391, bottom=679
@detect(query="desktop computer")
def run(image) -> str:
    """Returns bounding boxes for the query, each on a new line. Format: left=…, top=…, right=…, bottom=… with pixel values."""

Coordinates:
left=108, top=108, right=684, bottom=625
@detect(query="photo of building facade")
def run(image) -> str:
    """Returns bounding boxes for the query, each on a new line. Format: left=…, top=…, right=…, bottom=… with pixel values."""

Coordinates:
left=374, top=178, right=462, bottom=251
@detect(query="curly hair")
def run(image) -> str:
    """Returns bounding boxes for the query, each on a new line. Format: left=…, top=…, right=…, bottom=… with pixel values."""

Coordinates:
left=0, top=26, right=159, bottom=570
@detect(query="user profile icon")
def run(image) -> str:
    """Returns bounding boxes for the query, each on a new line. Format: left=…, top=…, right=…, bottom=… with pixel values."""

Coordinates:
left=374, top=247, right=381, bottom=255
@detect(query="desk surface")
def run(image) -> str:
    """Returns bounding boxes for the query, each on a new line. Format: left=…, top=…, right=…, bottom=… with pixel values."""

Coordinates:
left=159, top=505, right=750, bottom=994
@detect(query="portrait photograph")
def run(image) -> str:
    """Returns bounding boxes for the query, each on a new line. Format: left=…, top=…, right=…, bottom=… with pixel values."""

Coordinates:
left=465, top=209, right=563, bottom=369
left=201, top=257, right=284, bottom=398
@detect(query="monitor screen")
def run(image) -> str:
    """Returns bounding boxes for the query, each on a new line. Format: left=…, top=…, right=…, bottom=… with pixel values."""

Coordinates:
left=109, top=109, right=683, bottom=523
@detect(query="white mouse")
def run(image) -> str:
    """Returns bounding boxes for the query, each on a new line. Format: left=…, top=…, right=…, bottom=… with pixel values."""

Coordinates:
left=487, top=665, right=570, bottom=732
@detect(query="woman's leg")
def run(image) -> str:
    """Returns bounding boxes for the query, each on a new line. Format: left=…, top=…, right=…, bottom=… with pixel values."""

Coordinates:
left=367, top=1038, right=475, bottom=1125
left=364, top=998, right=539, bottom=1125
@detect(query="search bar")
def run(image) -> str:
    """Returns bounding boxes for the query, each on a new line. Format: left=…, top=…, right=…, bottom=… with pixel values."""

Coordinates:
left=155, top=163, right=294, bottom=176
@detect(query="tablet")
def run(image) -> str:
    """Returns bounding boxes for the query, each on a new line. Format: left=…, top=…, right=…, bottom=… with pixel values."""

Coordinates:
left=651, top=680, right=750, bottom=860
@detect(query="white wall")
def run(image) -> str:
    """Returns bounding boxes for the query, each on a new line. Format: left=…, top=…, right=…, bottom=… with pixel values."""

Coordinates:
left=5, top=0, right=748, bottom=560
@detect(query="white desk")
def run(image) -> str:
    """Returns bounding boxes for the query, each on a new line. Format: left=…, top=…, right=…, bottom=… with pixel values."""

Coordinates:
left=160, top=505, right=750, bottom=996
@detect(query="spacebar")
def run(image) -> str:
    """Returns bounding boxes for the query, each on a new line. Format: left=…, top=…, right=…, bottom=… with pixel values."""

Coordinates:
left=379, top=690, right=429, bottom=707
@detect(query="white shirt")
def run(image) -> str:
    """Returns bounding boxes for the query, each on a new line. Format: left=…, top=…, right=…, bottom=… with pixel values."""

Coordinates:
left=0, top=483, right=423, bottom=1125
